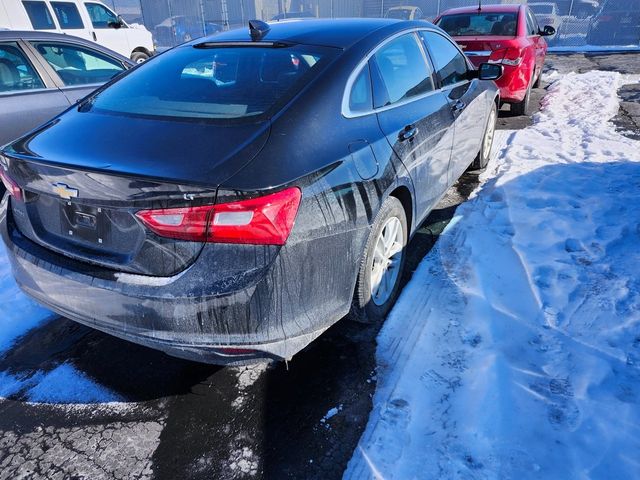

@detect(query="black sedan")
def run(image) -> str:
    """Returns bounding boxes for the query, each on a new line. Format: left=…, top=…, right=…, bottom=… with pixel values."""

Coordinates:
left=0, top=19, right=501, bottom=364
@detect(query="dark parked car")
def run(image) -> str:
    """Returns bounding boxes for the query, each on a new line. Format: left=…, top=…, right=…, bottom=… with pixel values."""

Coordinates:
left=0, top=19, right=501, bottom=364
left=587, top=0, right=640, bottom=46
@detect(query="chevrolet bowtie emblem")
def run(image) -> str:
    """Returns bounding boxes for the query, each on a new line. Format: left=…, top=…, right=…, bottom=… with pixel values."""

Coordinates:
left=52, top=182, right=79, bottom=200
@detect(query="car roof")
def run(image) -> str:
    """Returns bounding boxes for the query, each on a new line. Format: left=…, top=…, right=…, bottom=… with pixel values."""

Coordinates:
left=188, top=18, right=411, bottom=49
left=0, top=30, right=133, bottom=63
left=440, top=4, right=522, bottom=15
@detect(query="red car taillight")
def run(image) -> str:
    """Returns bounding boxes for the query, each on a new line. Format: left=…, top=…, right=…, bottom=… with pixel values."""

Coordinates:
left=488, top=47, right=523, bottom=66
left=136, top=187, right=302, bottom=245
left=501, top=48, right=524, bottom=66
left=0, top=170, right=23, bottom=202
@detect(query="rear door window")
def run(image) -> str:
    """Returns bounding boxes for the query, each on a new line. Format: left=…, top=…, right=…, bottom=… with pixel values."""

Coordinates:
left=22, top=1, right=56, bottom=29
left=370, top=33, right=434, bottom=108
left=420, top=31, right=468, bottom=87
left=50, top=2, right=85, bottom=29
left=86, top=44, right=338, bottom=122
left=0, top=42, right=45, bottom=93
left=31, top=42, right=125, bottom=86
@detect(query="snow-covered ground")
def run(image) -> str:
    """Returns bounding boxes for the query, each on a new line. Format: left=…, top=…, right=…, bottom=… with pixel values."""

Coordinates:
left=0, top=243, right=121, bottom=403
left=345, top=71, right=640, bottom=479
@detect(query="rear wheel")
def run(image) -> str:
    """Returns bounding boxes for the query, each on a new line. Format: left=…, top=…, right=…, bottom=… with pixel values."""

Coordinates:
left=131, top=51, right=150, bottom=64
left=511, top=76, right=532, bottom=116
left=470, top=103, right=497, bottom=170
left=350, top=196, right=408, bottom=324
left=532, top=67, right=542, bottom=88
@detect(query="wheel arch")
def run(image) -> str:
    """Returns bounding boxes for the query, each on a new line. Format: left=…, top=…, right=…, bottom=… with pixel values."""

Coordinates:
left=388, top=185, right=413, bottom=235
left=131, top=46, right=152, bottom=58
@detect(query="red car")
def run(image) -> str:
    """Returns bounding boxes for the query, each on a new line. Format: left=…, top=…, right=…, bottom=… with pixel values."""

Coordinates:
left=435, top=4, right=555, bottom=115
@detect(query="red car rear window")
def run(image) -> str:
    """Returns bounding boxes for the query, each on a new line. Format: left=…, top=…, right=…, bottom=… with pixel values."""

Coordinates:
left=437, top=13, right=518, bottom=36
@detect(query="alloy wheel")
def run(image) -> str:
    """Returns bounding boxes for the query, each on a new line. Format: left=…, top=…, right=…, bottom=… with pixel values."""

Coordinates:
left=370, top=216, right=404, bottom=306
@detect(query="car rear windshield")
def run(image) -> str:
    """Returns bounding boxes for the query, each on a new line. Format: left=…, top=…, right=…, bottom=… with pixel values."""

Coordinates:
left=437, top=13, right=518, bottom=36
left=86, top=43, right=338, bottom=123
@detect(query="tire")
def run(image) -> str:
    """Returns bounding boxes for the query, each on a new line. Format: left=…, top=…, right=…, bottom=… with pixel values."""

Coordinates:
left=349, top=196, right=408, bottom=324
left=511, top=75, right=532, bottom=116
left=532, top=67, right=542, bottom=88
left=131, top=51, right=150, bottom=64
left=470, top=102, right=498, bottom=170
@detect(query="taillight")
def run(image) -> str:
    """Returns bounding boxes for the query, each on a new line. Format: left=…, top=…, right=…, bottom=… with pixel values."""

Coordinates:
left=0, top=170, right=23, bottom=202
left=488, top=48, right=507, bottom=64
left=136, top=187, right=302, bottom=245
left=501, top=48, right=524, bottom=66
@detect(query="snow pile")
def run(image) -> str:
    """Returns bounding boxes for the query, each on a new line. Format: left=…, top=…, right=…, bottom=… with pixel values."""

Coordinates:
left=345, top=71, right=640, bottom=479
left=0, top=244, right=121, bottom=404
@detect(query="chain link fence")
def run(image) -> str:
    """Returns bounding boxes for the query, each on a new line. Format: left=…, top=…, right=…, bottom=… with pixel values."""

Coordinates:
left=105, top=0, right=640, bottom=51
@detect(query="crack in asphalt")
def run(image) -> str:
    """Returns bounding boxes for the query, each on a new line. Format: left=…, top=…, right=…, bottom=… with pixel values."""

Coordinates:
left=0, top=421, right=163, bottom=480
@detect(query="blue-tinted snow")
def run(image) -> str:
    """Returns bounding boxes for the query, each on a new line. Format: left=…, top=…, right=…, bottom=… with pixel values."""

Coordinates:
left=0, top=243, right=119, bottom=404
left=26, top=363, right=122, bottom=404
left=0, top=243, right=52, bottom=354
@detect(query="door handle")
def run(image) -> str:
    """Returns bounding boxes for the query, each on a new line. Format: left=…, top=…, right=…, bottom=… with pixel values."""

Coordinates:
left=398, top=125, right=418, bottom=142
left=92, top=31, right=97, bottom=41
left=452, top=100, right=466, bottom=114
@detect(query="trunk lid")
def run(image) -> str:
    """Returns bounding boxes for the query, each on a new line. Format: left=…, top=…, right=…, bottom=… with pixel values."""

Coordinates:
left=4, top=109, right=270, bottom=276
left=453, top=36, right=517, bottom=67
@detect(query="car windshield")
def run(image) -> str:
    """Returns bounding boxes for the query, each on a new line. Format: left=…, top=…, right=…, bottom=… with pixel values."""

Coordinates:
left=437, top=13, right=518, bottom=36
left=386, top=9, right=412, bottom=20
left=530, top=4, right=554, bottom=14
left=86, top=43, right=338, bottom=123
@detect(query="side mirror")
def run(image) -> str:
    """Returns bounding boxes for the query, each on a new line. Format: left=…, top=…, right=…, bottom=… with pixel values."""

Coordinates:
left=540, top=25, right=555, bottom=36
left=477, top=63, right=503, bottom=81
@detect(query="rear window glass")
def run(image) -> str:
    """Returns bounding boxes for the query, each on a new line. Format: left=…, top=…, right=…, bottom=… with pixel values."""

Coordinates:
left=23, top=1, right=56, bottom=30
left=437, top=13, right=518, bottom=36
left=87, top=44, right=338, bottom=123
left=51, top=2, right=84, bottom=29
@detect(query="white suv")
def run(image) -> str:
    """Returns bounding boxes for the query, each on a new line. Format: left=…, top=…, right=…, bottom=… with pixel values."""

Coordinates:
left=0, top=0, right=154, bottom=62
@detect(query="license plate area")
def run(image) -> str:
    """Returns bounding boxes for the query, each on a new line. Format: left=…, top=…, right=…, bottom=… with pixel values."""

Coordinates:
left=60, top=201, right=107, bottom=244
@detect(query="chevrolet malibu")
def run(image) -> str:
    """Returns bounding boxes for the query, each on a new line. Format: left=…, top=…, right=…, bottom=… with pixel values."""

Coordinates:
left=0, top=19, right=502, bottom=364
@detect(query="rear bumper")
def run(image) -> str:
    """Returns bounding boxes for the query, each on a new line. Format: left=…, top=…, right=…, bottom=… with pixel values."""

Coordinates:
left=467, top=57, right=530, bottom=103
left=1, top=196, right=358, bottom=364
